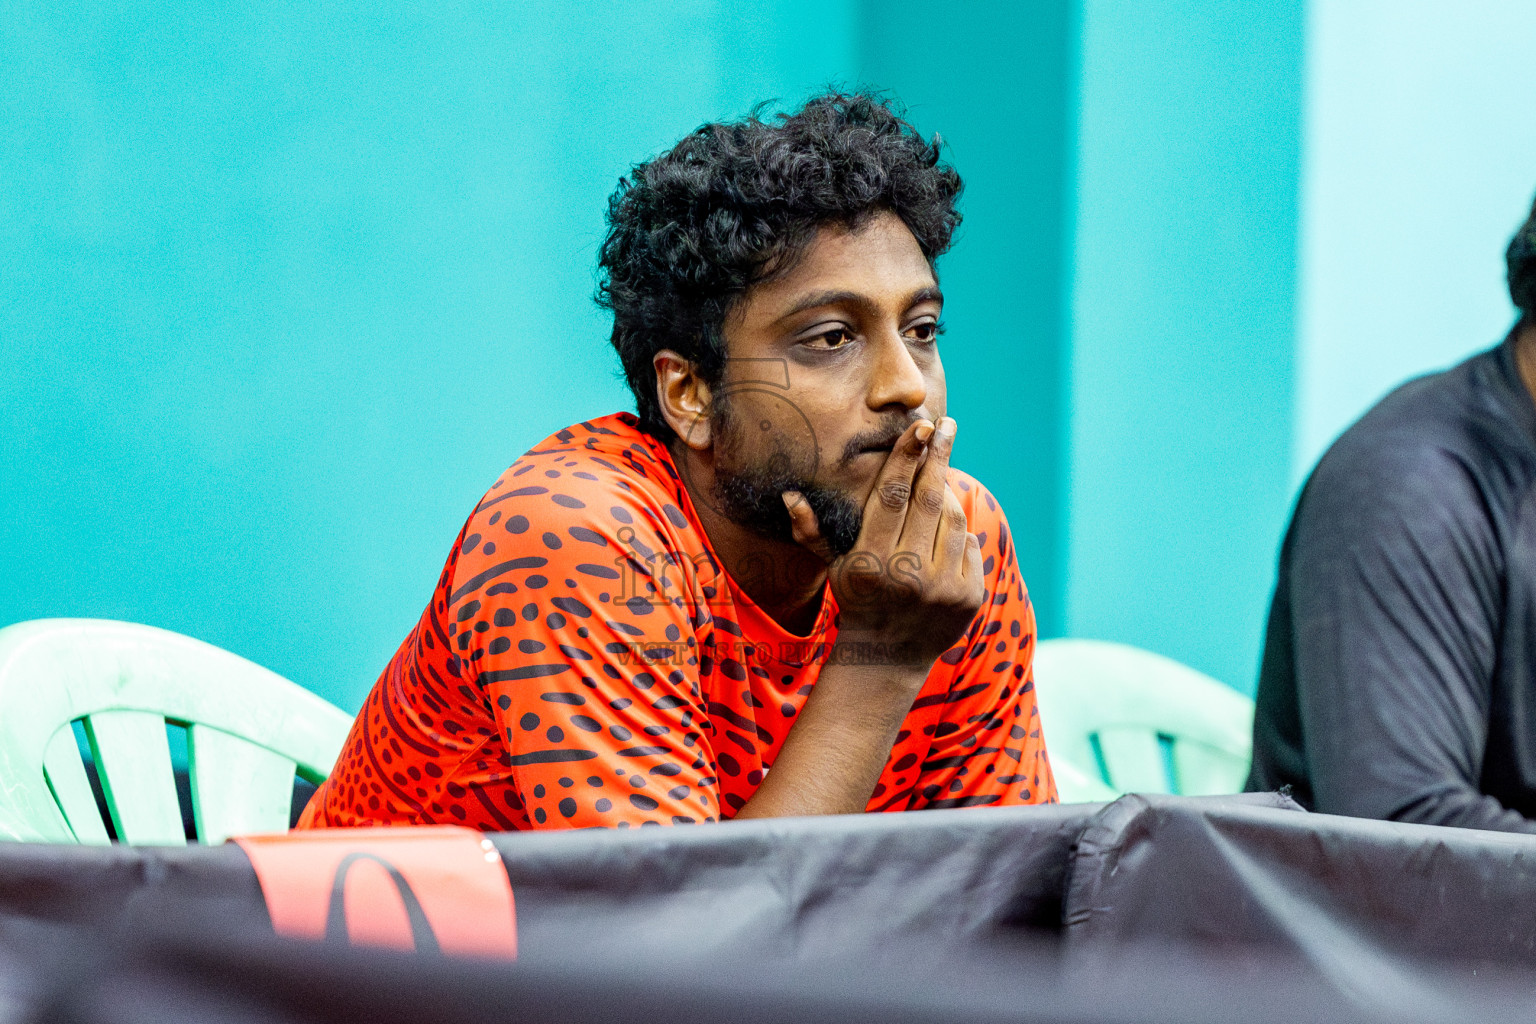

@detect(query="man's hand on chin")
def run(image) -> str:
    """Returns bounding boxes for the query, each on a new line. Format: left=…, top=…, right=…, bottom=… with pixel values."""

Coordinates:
left=735, top=416, right=984, bottom=818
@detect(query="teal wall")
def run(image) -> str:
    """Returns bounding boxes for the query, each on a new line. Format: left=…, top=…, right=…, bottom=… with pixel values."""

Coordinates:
left=1064, top=0, right=1305, bottom=692
left=860, top=0, right=1077, bottom=638
left=1, top=1, right=856, bottom=710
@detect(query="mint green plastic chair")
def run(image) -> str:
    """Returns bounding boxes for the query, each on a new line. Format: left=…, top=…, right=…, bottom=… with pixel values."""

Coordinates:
left=1032, top=639, right=1253, bottom=802
left=0, top=619, right=353, bottom=845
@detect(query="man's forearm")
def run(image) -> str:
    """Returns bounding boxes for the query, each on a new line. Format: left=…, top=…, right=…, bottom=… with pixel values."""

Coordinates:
left=1331, top=774, right=1536, bottom=835
left=1400, top=790, right=1536, bottom=833
left=732, top=659, right=927, bottom=819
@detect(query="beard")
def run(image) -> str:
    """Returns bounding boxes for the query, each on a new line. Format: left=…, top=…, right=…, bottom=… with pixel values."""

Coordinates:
left=708, top=394, right=866, bottom=558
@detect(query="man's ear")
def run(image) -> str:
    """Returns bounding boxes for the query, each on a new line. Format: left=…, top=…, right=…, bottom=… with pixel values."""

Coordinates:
left=654, top=350, right=715, bottom=451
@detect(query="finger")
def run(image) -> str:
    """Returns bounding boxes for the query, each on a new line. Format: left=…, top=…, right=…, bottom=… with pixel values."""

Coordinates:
left=961, top=531, right=983, bottom=584
left=899, top=416, right=957, bottom=558
left=934, top=483, right=969, bottom=572
left=782, top=491, right=835, bottom=563
left=858, top=419, right=933, bottom=552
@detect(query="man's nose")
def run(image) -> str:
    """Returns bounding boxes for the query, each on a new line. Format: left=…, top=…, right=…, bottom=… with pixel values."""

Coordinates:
left=867, top=332, right=927, bottom=412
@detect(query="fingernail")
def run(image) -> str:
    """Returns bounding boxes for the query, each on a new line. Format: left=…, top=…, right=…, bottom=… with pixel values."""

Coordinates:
left=915, top=421, right=934, bottom=443
left=939, top=417, right=956, bottom=438
left=781, top=491, right=802, bottom=509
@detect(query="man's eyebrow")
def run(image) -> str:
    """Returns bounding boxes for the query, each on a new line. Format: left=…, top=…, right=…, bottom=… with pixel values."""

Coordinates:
left=774, top=285, right=944, bottom=325
left=774, top=290, right=867, bottom=323
left=908, top=286, right=943, bottom=309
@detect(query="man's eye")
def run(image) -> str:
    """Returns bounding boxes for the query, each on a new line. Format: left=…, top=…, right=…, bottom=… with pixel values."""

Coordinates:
left=810, top=328, right=854, bottom=349
left=908, top=320, right=945, bottom=344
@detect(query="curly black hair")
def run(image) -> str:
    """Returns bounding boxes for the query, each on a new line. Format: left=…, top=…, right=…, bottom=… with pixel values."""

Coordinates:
left=1509, top=194, right=1536, bottom=319
left=596, top=92, right=964, bottom=438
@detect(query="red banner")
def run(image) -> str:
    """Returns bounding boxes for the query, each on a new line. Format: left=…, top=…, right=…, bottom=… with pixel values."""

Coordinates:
left=233, top=826, right=516, bottom=959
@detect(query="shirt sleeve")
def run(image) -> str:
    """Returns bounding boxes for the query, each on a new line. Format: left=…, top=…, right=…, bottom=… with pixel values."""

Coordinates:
left=448, top=477, right=723, bottom=829
left=905, top=476, right=1057, bottom=809
left=1288, top=436, right=1534, bottom=832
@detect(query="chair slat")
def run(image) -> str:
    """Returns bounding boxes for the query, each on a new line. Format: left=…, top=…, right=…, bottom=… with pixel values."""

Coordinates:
left=1094, top=726, right=1172, bottom=794
left=1172, top=739, right=1250, bottom=796
left=0, top=619, right=355, bottom=845
left=1031, top=639, right=1255, bottom=799
left=187, top=724, right=297, bottom=843
left=1051, top=755, right=1119, bottom=803
left=41, top=728, right=110, bottom=844
left=84, top=711, right=185, bottom=845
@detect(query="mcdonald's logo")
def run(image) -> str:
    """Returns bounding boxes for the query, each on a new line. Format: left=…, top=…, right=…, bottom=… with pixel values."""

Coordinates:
left=234, top=825, right=517, bottom=959
left=325, top=852, right=441, bottom=953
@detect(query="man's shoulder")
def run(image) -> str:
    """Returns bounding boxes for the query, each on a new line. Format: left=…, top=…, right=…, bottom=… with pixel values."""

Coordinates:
left=945, top=465, right=994, bottom=508
left=943, top=466, right=1026, bottom=604
left=448, top=413, right=705, bottom=597
left=945, top=466, right=1009, bottom=537
left=1318, top=343, right=1523, bottom=489
left=475, top=413, right=686, bottom=528
left=509, top=412, right=675, bottom=489
left=1296, top=355, right=1518, bottom=570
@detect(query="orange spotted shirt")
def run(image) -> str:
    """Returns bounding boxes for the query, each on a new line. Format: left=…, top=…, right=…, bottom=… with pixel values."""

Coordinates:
left=299, top=413, right=1055, bottom=831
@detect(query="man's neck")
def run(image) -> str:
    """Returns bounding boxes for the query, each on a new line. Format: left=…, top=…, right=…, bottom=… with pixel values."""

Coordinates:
left=667, top=439, right=830, bottom=636
left=1514, top=319, right=1536, bottom=411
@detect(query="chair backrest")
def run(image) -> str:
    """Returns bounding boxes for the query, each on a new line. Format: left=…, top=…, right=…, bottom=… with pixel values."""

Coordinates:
left=0, top=619, right=354, bottom=845
left=1032, top=639, right=1253, bottom=801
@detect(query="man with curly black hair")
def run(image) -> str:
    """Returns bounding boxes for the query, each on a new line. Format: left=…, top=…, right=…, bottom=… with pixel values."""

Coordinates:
left=300, top=93, right=1056, bottom=832
left=1249, top=194, right=1536, bottom=832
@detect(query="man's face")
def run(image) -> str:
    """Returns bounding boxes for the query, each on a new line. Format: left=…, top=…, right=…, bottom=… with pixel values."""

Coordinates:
left=705, top=210, right=947, bottom=556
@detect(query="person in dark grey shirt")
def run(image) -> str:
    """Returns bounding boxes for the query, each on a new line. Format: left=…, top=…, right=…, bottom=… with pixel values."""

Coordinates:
left=1249, top=197, right=1536, bottom=832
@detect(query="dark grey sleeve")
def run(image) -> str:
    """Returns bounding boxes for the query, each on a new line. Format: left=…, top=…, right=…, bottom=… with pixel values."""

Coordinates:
left=1290, top=437, right=1535, bottom=832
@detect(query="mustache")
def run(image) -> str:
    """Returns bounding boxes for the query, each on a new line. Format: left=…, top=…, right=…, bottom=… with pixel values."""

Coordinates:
left=840, top=416, right=921, bottom=465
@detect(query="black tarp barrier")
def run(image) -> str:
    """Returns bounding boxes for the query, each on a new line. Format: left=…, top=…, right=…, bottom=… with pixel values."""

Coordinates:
left=492, top=800, right=1102, bottom=958
left=0, top=802, right=1102, bottom=953
left=0, top=840, right=269, bottom=933
left=1064, top=792, right=1536, bottom=1005
left=23, top=914, right=1536, bottom=1024
left=3, top=795, right=1536, bottom=1020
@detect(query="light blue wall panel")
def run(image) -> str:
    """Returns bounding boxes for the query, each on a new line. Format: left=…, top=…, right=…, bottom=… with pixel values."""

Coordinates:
left=1065, top=0, right=1304, bottom=692
left=1294, top=0, right=1536, bottom=482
